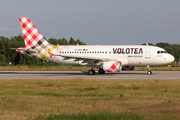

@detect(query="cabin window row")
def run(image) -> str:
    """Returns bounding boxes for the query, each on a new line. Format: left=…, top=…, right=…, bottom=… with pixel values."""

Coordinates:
left=60, top=51, right=111, bottom=54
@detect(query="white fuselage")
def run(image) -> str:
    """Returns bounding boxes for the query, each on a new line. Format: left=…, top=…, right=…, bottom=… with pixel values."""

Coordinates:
left=49, top=45, right=174, bottom=66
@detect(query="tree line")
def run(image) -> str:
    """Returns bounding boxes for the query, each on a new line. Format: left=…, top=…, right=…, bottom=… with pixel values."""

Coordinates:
left=0, top=35, right=180, bottom=66
left=0, top=35, right=86, bottom=65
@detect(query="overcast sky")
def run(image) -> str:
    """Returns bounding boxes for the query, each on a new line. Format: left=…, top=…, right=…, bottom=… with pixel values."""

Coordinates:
left=0, top=0, right=180, bottom=45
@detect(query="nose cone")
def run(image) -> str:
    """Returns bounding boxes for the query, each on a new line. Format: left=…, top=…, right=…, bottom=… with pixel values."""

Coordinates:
left=168, top=54, right=175, bottom=63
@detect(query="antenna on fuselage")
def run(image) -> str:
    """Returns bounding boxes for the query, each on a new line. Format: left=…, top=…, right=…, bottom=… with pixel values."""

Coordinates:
left=146, top=43, right=149, bottom=46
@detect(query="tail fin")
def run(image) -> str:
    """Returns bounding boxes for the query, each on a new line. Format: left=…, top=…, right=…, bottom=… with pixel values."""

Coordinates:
left=19, top=17, right=50, bottom=48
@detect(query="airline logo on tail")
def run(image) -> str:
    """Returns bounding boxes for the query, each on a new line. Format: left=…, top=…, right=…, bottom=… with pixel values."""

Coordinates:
left=18, top=17, right=60, bottom=59
left=19, top=17, right=50, bottom=48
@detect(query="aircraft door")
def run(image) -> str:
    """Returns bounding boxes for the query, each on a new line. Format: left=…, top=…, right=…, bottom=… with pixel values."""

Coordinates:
left=145, top=47, right=151, bottom=59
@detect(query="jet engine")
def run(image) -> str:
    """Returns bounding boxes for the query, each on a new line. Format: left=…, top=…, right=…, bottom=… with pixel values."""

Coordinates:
left=122, top=65, right=135, bottom=71
left=102, top=61, right=122, bottom=72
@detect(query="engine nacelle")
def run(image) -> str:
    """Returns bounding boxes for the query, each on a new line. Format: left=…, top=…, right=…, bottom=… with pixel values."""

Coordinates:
left=122, top=65, right=135, bottom=71
left=103, top=61, right=121, bottom=72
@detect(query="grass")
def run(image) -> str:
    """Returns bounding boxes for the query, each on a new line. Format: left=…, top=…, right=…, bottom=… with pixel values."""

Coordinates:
left=0, top=65, right=180, bottom=71
left=0, top=79, right=180, bottom=119
left=35, top=113, right=144, bottom=120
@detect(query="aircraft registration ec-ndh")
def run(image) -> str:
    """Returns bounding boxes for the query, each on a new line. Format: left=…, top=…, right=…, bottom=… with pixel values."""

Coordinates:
left=11, top=17, right=175, bottom=75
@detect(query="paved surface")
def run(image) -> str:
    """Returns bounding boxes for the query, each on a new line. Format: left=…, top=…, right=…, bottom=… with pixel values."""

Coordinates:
left=0, top=71, right=179, bottom=80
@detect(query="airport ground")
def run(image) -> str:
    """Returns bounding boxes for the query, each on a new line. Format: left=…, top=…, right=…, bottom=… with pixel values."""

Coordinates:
left=0, top=66, right=180, bottom=120
left=0, top=79, right=180, bottom=120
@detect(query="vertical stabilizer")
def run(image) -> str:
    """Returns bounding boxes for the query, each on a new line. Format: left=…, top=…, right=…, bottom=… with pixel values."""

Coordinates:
left=19, top=17, right=50, bottom=48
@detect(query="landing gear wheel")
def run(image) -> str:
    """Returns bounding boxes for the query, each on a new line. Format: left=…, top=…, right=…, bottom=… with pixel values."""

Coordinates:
left=98, top=69, right=105, bottom=74
left=147, top=65, right=152, bottom=75
left=88, top=70, right=95, bottom=75
left=147, top=71, right=152, bottom=75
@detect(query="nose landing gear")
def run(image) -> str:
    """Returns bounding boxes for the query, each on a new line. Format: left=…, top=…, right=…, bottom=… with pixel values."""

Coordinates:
left=147, top=65, right=152, bottom=75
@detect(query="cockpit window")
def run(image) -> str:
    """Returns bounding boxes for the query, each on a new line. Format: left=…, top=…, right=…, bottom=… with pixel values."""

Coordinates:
left=157, top=51, right=167, bottom=54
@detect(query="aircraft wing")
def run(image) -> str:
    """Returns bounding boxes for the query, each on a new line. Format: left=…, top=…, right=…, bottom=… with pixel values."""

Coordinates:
left=57, top=54, right=117, bottom=65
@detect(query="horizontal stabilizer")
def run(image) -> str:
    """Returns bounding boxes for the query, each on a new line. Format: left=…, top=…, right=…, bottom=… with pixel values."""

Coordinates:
left=10, top=48, right=38, bottom=54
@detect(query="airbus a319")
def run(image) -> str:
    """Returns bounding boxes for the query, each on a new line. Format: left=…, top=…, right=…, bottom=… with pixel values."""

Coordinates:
left=11, top=17, right=175, bottom=75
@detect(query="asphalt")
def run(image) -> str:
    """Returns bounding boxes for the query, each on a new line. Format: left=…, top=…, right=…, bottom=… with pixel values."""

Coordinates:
left=0, top=71, right=179, bottom=80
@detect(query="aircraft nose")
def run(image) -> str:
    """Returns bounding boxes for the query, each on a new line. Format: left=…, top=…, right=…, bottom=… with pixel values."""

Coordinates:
left=169, top=54, right=175, bottom=63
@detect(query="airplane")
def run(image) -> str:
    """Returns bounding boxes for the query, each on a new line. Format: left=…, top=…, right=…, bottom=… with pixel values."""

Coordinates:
left=11, top=17, right=175, bottom=75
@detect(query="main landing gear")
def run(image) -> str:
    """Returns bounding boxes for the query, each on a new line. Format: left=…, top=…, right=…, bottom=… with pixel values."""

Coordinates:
left=88, top=66, right=95, bottom=75
left=147, top=65, right=152, bottom=75
left=88, top=69, right=105, bottom=75
left=88, top=70, right=95, bottom=75
left=88, top=66, right=105, bottom=75
left=98, top=69, right=105, bottom=74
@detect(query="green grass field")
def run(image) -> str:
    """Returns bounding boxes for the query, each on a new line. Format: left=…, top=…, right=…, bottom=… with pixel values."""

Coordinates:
left=0, top=79, right=180, bottom=120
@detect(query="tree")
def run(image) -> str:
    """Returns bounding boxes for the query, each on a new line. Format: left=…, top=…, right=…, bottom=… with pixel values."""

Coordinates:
left=61, top=38, right=69, bottom=45
left=0, top=54, right=6, bottom=61
left=165, top=44, right=180, bottom=62
left=156, top=42, right=170, bottom=48
left=69, top=37, right=76, bottom=45
left=76, top=39, right=86, bottom=45
left=0, top=35, right=87, bottom=64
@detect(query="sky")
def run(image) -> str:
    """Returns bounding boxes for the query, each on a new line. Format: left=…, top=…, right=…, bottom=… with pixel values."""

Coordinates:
left=0, top=0, right=180, bottom=45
